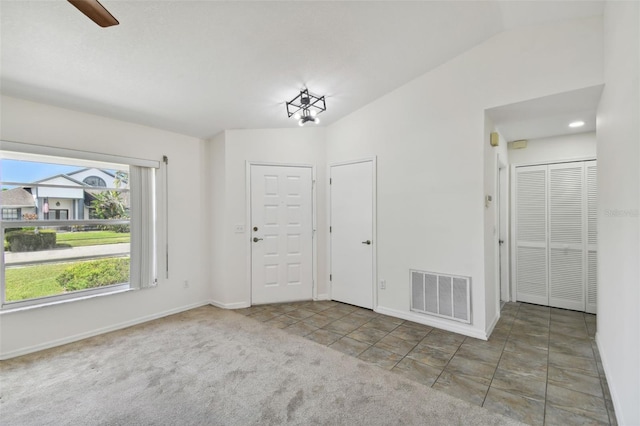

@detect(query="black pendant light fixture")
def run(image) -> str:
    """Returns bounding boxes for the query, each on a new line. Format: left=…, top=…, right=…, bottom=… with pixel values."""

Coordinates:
left=286, top=88, right=326, bottom=126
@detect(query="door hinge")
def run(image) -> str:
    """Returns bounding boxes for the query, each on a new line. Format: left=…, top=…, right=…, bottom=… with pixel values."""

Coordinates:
left=330, top=274, right=332, bottom=281
left=330, top=178, right=332, bottom=184
left=330, top=226, right=332, bottom=233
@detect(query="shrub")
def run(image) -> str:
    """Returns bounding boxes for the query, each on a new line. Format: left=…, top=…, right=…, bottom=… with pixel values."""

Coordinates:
left=5, top=230, right=56, bottom=252
left=56, top=258, right=130, bottom=291
left=104, top=220, right=130, bottom=234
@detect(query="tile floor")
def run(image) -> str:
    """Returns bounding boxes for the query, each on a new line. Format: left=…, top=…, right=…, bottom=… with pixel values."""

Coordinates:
left=237, top=300, right=616, bottom=426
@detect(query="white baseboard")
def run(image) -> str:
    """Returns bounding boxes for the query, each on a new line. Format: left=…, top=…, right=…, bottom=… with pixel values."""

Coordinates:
left=209, top=299, right=250, bottom=309
left=485, top=309, right=501, bottom=338
left=0, top=301, right=210, bottom=361
left=375, top=306, right=488, bottom=340
left=314, top=294, right=330, bottom=301
left=595, top=332, right=621, bottom=425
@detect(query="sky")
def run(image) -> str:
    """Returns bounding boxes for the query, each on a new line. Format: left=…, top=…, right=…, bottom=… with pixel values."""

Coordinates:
left=0, top=159, right=82, bottom=188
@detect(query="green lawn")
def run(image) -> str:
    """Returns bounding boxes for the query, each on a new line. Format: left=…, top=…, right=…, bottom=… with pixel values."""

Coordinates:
left=56, top=231, right=130, bottom=247
left=5, top=256, right=130, bottom=302
left=5, top=263, right=69, bottom=301
left=4, top=230, right=131, bottom=301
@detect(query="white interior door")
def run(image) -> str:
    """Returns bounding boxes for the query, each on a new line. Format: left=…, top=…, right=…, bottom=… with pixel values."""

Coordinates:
left=251, top=165, right=313, bottom=305
left=330, top=160, right=374, bottom=309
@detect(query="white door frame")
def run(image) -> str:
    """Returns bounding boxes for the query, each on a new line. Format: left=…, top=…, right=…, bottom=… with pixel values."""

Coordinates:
left=327, top=157, right=377, bottom=310
left=497, top=155, right=510, bottom=302
left=246, top=161, right=317, bottom=305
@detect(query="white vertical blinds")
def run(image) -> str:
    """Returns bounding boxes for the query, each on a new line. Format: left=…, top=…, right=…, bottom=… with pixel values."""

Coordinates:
left=514, top=160, right=597, bottom=313
left=129, top=165, right=157, bottom=289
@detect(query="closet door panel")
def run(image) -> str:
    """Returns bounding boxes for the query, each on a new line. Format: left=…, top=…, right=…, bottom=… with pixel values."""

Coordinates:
left=586, top=161, right=598, bottom=314
left=515, top=165, right=548, bottom=305
left=548, top=163, right=585, bottom=310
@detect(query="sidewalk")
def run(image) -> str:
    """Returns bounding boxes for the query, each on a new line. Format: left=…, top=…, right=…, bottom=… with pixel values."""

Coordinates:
left=4, top=243, right=130, bottom=266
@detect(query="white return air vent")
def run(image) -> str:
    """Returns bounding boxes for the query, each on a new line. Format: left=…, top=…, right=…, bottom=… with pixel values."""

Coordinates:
left=410, top=270, right=471, bottom=324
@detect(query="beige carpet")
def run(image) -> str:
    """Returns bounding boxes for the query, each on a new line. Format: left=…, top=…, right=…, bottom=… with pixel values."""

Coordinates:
left=0, top=306, right=523, bottom=425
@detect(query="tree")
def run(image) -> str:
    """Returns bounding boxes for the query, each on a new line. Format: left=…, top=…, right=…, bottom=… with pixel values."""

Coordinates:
left=92, top=190, right=126, bottom=219
left=90, top=171, right=130, bottom=233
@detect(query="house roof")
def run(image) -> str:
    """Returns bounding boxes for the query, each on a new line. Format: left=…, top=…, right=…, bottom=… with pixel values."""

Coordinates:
left=35, top=174, right=89, bottom=187
left=0, top=188, right=36, bottom=208
left=67, top=168, right=116, bottom=179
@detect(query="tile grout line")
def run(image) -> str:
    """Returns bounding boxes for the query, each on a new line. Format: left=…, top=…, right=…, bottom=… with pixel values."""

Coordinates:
left=257, top=302, right=611, bottom=425
left=480, top=303, right=518, bottom=408
left=389, top=326, right=436, bottom=374
left=428, top=330, right=467, bottom=392
left=541, top=308, right=552, bottom=426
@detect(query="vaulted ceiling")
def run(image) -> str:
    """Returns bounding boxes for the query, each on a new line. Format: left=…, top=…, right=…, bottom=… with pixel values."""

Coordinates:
left=0, top=1, right=603, bottom=139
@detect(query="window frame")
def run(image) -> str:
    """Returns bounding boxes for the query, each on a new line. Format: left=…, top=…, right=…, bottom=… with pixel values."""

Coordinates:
left=0, top=140, right=159, bottom=311
left=1, top=208, right=21, bottom=220
left=83, top=175, right=107, bottom=187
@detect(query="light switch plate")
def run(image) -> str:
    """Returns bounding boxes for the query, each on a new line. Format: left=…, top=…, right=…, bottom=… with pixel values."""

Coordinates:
left=234, top=224, right=245, bottom=233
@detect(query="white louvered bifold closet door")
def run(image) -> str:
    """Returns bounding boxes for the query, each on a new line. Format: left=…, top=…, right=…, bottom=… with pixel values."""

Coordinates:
left=586, top=161, right=598, bottom=313
left=548, top=163, right=585, bottom=311
left=515, top=165, right=549, bottom=306
left=514, top=160, right=597, bottom=313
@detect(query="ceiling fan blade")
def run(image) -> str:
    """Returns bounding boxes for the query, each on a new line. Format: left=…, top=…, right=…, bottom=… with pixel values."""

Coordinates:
left=67, top=0, right=119, bottom=28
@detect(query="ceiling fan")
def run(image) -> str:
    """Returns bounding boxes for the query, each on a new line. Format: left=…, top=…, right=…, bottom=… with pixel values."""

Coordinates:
left=67, top=0, right=119, bottom=28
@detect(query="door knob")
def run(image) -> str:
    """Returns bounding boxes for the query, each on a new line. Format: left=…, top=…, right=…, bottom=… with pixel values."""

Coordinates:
left=362, top=240, right=372, bottom=245
left=253, top=237, right=263, bottom=242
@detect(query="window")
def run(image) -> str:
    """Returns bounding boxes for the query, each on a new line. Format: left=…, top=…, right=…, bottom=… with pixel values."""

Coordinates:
left=1, top=208, right=20, bottom=220
left=83, top=176, right=106, bottom=187
left=0, top=142, right=158, bottom=309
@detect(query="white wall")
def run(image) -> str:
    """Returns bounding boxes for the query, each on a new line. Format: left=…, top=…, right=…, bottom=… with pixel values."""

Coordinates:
left=207, top=132, right=227, bottom=305
left=207, top=128, right=328, bottom=308
left=596, top=2, right=639, bottom=424
left=508, top=132, right=597, bottom=165
left=0, top=96, right=210, bottom=359
left=327, top=17, right=603, bottom=339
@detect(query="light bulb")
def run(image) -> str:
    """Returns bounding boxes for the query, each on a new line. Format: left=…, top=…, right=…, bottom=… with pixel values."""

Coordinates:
left=298, top=118, right=304, bottom=126
left=293, top=112, right=301, bottom=120
left=310, top=110, right=317, bottom=117
left=314, top=117, right=320, bottom=124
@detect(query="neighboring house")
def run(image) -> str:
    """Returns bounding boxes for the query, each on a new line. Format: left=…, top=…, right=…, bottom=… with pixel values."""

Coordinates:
left=0, top=187, right=36, bottom=220
left=1, top=168, right=125, bottom=221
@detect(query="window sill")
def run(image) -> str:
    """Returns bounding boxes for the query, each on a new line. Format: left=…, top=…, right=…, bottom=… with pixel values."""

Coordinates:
left=0, top=285, right=133, bottom=314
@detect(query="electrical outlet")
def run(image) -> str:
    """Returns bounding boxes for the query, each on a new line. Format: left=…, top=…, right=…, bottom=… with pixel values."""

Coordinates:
left=183, top=280, right=189, bottom=288
left=380, top=279, right=386, bottom=290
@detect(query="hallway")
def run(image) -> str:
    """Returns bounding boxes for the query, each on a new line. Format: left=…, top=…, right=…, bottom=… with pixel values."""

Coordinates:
left=238, top=301, right=615, bottom=425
